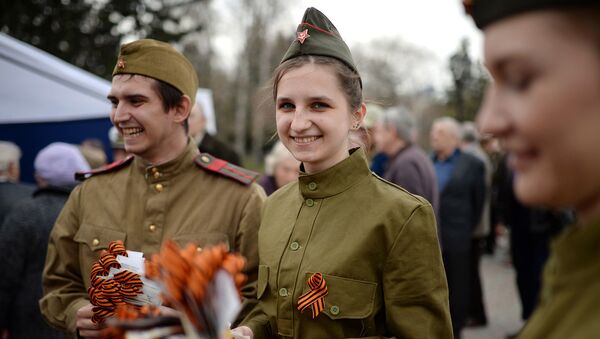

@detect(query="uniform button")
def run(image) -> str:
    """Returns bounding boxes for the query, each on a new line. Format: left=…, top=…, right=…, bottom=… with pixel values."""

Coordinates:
left=305, top=198, right=314, bottom=207
left=155, top=183, right=163, bottom=192
left=330, top=305, right=340, bottom=315
left=149, top=224, right=157, bottom=232
left=289, top=241, right=300, bottom=251
left=151, top=167, right=159, bottom=173
left=92, top=238, right=100, bottom=246
left=201, top=155, right=210, bottom=163
left=196, top=247, right=203, bottom=252
left=278, top=288, right=288, bottom=297
left=153, top=171, right=161, bottom=179
left=308, top=182, right=317, bottom=191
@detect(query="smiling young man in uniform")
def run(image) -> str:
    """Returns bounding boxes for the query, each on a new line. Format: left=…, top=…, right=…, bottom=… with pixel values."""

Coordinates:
left=40, top=39, right=265, bottom=337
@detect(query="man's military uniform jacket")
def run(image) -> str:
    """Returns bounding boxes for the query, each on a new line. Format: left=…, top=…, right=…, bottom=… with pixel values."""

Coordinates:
left=519, top=220, right=600, bottom=339
left=242, top=148, right=453, bottom=338
left=40, top=140, right=265, bottom=334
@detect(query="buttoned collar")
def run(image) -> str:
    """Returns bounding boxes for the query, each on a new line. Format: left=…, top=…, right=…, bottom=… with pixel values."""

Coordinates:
left=134, top=139, right=199, bottom=182
left=298, top=148, right=371, bottom=199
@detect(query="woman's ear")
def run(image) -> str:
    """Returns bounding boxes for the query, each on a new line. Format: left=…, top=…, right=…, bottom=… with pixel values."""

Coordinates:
left=173, top=95, right=192, bottom=124
left=352, top=103, right=367, bottom=129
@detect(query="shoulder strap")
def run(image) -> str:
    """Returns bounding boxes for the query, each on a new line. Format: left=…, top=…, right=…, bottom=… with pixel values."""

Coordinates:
left=194, top=153, right=258, bottom=185
left=75, top=155, right=134, bottom=181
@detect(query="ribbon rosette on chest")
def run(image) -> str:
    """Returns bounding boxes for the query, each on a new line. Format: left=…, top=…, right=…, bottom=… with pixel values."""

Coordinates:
left=297, top=272, right=329, bottom=319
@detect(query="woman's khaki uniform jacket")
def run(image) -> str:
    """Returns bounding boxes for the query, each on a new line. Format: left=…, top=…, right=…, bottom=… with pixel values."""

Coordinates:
left=519, top=220, right=600, bottom=339
left=40, top=140, right=265, bottom=334
left=242, top=148, right=452, bottom=338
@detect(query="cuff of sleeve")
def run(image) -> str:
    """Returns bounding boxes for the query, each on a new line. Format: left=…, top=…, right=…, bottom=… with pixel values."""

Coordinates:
left=242, top=319, right=269, bottom=339
left=65, top=298, right=91, bottom=335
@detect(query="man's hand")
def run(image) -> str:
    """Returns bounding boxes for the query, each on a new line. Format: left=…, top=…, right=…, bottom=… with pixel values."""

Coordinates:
left=231, top=326, right=253, bottom=339
left=76, top=303, right=103, bottom=338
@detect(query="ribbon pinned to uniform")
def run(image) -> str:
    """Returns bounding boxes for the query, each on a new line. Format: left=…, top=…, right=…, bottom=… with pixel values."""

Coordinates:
left=297, top=272, right=328, bottom=319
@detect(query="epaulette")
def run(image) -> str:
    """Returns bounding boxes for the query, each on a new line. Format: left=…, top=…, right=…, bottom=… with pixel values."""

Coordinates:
left=194, top=153, right=258, bottom=185
left=75, top=155, right=134, bottom=181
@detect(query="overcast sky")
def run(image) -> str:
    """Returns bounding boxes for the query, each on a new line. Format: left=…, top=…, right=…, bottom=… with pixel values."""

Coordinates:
left=212, top=0, right=483, bottom=91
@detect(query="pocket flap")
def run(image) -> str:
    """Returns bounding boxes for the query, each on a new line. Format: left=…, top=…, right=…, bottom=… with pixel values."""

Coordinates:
left=170, top=232, right=230, bottom=251
left=302, top=272, right=377, bottom=320
left=74, top=224, right=126, bottom=252
left=257, top=265, right=269, bottom=299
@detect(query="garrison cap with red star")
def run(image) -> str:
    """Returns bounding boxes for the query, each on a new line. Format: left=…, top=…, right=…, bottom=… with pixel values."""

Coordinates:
left=281, top=7, right=360, bottom=80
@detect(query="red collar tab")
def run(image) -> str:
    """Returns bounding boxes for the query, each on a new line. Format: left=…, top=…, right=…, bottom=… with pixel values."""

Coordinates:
left=194, top=153, right=258, bottom=185
left=75, top=155, right=134, bottom=181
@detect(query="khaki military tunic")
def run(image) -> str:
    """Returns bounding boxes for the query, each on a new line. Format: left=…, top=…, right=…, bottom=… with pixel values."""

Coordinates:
left=242, top=148, right=452, bottom=338
left=519, top=220, right=600, bottom=339
left=40, top=140, right=265, bottom=334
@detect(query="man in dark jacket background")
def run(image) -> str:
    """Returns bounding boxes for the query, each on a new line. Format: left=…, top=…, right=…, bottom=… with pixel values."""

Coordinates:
left=0, top=141, right=34, bottom=226
left=430, top=117, right=486, bottom=339
left=0, top=142, right=90, bottom=339
left=188, top=102, right=241, bottom=165
left=373, top=106, right=439, bottom=213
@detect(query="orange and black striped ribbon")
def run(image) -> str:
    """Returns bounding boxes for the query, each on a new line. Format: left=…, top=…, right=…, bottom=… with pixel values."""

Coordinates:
left=297, top=272, right=328, bottom=319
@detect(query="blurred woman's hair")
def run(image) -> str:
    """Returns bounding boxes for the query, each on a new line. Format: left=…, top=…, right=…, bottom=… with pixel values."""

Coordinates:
left=264, top=141, right=294, bottom=176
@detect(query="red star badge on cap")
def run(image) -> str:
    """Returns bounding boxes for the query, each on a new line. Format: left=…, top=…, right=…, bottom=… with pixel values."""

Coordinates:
left=117, top=58, right=126, bottom=69
left=297, top=29, right=310, bottom=44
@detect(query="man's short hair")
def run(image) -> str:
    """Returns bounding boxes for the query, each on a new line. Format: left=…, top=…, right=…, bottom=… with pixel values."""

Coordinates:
left=0, top=141, right=21, bottom=172
left=461, top=121, right=480, bottom=143
left=380, top=106, right=416, bottom=143
left=433, top=116, right=462, bottom=139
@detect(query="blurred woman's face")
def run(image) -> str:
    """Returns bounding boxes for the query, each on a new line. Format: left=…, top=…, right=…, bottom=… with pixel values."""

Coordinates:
left=274, top=156, right=300, bottom=189
left=478, top=10, right=600, bottom=220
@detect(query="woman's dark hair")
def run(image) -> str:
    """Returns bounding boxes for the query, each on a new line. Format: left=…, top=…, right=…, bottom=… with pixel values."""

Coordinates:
left=562, top=6, right=600, bottom=51
left=272, top=55, right=363, bottom=112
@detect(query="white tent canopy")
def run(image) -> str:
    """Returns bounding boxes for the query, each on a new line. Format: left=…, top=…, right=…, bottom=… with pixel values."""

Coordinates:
left=0, top=33, right=217, bottom=133
left=0, top=33, right=112, bottom=124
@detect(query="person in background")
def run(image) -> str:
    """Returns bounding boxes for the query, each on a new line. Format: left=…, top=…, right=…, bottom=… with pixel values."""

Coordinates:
left=373, top=106, right=439, bottom=213
left=468, top=0, right=600, bottom=337
left=482, top=135, right=503, bottom=254
left=235, top=7, right=452, bottom=338
left=0, top=142, right=90, bottom=339
left=79, top=138, right=107, bottom=169
left=363, top=104, right=388, bottom=176
left=431, top=116, right=485, bottom=339
left=461, top=121, right=491, bottom=327
left=0, top=141, right=34, bottom=226
left=108, top=126, right=130, bottom=162
left=40, top=39, right=264, bottom=338
left=188, top=102, right=241, bottom=165
left=258, top=141, right=300, bottom=196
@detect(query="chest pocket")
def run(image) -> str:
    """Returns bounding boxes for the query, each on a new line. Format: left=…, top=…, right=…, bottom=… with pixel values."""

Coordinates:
left=171, top=232, right=230, bottom=251
left=302, top=272, right=377, bottom=320
left=74, top=223, right=127, bottom=252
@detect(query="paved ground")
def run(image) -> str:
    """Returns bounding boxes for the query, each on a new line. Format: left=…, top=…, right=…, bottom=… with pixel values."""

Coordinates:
left=463, top=243, right=524, bottom=339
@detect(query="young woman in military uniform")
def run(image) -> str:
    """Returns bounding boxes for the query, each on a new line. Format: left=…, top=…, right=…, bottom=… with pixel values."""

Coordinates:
left=234, top=8, right=452, bottom=339
left=468, top=0, right=600, bottom=338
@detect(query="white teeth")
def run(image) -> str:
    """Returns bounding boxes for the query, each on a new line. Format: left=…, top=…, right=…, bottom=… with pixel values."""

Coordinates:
left=123, top=127, right=144, bottom=137
left=294, top=136, right=319, bottom=143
